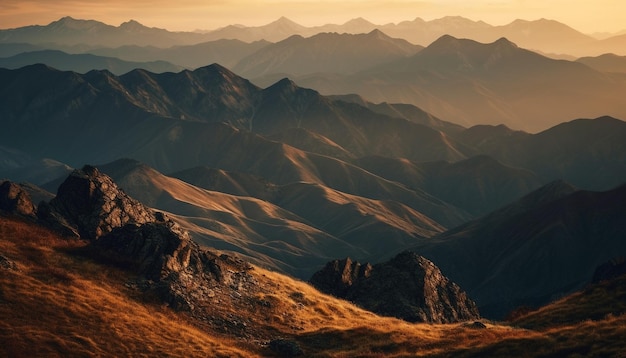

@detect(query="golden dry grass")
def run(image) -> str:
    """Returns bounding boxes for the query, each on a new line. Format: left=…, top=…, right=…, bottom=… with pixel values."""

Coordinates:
left=2, top=214, right=625, bottom=357
left=0, top=216, right=260, bottom=357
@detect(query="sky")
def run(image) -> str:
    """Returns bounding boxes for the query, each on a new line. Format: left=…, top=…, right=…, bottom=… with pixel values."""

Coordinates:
left=1, top=0, right=625, bottom=34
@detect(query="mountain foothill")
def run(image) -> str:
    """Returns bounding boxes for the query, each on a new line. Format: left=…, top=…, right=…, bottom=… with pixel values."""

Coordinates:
left=1, top=15, right=626, bottom=357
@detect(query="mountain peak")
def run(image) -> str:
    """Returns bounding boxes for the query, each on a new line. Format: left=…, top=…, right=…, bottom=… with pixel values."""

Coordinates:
left=266, top=77, right=299, bottom=93
left=268, top=16, right=303, bottom=28
left=494, top=37, right=516, bottom=46
left=344, top=17, right=375, bottom=26
left=48, top=16, right=104, bottom=30
left=365, top=28, right=389, bottom=39
left=425, top=34, right=462, bottom=50
left=193, top=63, right=237, bottom=78
left=119, top=19, right=147, bottom=30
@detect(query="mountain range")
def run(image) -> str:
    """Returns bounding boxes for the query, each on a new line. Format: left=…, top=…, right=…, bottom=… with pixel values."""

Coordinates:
left=1, top=63, right=625, bottom=296
left=232, top=30, right=422, bottom=77
left=2, top=14, right=626, bottom=356
left=3, top=18, right=626, bottom=132
left=3, top=16, right=625, bottom=57
left=286, top=35, right=626, bottom=132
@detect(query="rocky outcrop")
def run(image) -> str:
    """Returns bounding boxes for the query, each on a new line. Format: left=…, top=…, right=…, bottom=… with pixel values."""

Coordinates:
left=38, top=165, right=156, bottom=239
left=37, top=165, right=257, bottom=313
left=0, top=181, right=36, bottom=217
left=308, top=257, right=372, bottom=297
left=310, top=251, right=480, bottom=323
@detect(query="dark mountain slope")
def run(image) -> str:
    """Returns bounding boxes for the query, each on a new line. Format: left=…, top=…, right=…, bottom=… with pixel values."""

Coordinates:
left=0, top=64, right=471, bottom=166
left=576, top=53, right=626, bottom=73
left=293, top=36, right=626, bottom=132
left=329, top=94, right=466, bottom=135
left=463, top=116, right=626, bottom=190
left=412, top=181, right=626, bottom=319
left=357, top=155, right=542, bottom=216
left=233, top=30, right=422, bottom=78
left=0, top=50, right=182, bottom=74
left=252, top=78, right=472, bottom=162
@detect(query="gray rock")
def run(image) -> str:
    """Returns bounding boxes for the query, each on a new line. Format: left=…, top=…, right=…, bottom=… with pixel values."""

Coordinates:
left=39, top=165, right=155, bottom=239
left=310, top=251, right=480, bottom=323
left=0, top=180, right=36, bottom=217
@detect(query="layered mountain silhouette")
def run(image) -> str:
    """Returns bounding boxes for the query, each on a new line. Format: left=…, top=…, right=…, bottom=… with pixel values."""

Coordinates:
left=576, top=53, right=626, bottom=73
left=0, top=63, right=473, bottom=168
left=94, top=158, right=454, bottom=278
left=290, top=35, right=626, bottom=132
left=87, top=39, right=270, bottom=69
left=3, top=16, right=625, bottom=57
left=460, top=116, right=626, bottom=190
left=4, top=18, right=626, bottom=132
left=0, top=17, right=207, bottom=47
left=232, top=30, right=422, bottom=78
left=411, top=181, right=626, bottom=318
left=1, top=64, right=626, bottom=314
left=2, top=15, right=626, bottom=356
left=0, top=49, right=182, bottom=74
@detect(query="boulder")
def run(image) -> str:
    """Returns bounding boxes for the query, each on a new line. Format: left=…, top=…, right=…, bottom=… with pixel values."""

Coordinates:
left=310, top=251, right=480, bottom=323
left=0, top=180, right=36, bottom=217
left=38, top=165, right=155, bottom=239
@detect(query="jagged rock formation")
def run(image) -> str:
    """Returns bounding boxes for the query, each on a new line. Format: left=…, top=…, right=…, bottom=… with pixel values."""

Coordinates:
left=0, top=180, right=36, bottom=217
left=308, top=258, right=372, bottom=298
left=310, top=251, right=479, bottom=323
left=37, top=165, right=257, bottom=314
left=38, top=165, right=156, bottom=238
left=94, top=220, right=255, bottom=311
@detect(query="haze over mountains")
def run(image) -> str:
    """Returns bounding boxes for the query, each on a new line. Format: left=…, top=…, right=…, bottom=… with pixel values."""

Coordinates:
left=282, top=35, right=626, bottom=132
left=2, top=15, right=626, bottom=352
left=0, top=49, right=182, bottom=75
left=3, top=17, right=625, bottom=132
left=3, top=16, right=625, bottom=57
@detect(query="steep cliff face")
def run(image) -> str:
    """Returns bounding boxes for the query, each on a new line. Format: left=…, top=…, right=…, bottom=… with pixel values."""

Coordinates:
left=310, top=251, right=479, bottom=323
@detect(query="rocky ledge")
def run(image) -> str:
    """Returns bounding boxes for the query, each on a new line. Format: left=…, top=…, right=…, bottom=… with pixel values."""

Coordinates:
left=310, top=252, right=480, bottom=323
left=37, top=165, right=257, bottom=315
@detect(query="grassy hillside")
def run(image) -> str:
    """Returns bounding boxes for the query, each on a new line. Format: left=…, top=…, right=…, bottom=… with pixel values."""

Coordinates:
left=1, top=214, right=625, bottom=357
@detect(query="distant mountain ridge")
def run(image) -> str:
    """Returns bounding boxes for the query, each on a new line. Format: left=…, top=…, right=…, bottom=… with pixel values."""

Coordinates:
left=3, top=16, right=624, bottom=57
left=289, top=36, right=626, bottom=132
left=233, top=30, right=422, bottom=77
left=0, top=49, right=182, bottom=74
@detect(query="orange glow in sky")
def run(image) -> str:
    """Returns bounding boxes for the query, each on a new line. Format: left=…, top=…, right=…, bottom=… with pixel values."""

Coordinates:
left=1, top=0, right=625, bottom=34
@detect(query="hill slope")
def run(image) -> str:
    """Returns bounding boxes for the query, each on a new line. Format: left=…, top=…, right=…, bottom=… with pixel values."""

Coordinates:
left=412, top=181, right=626, bottom=319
